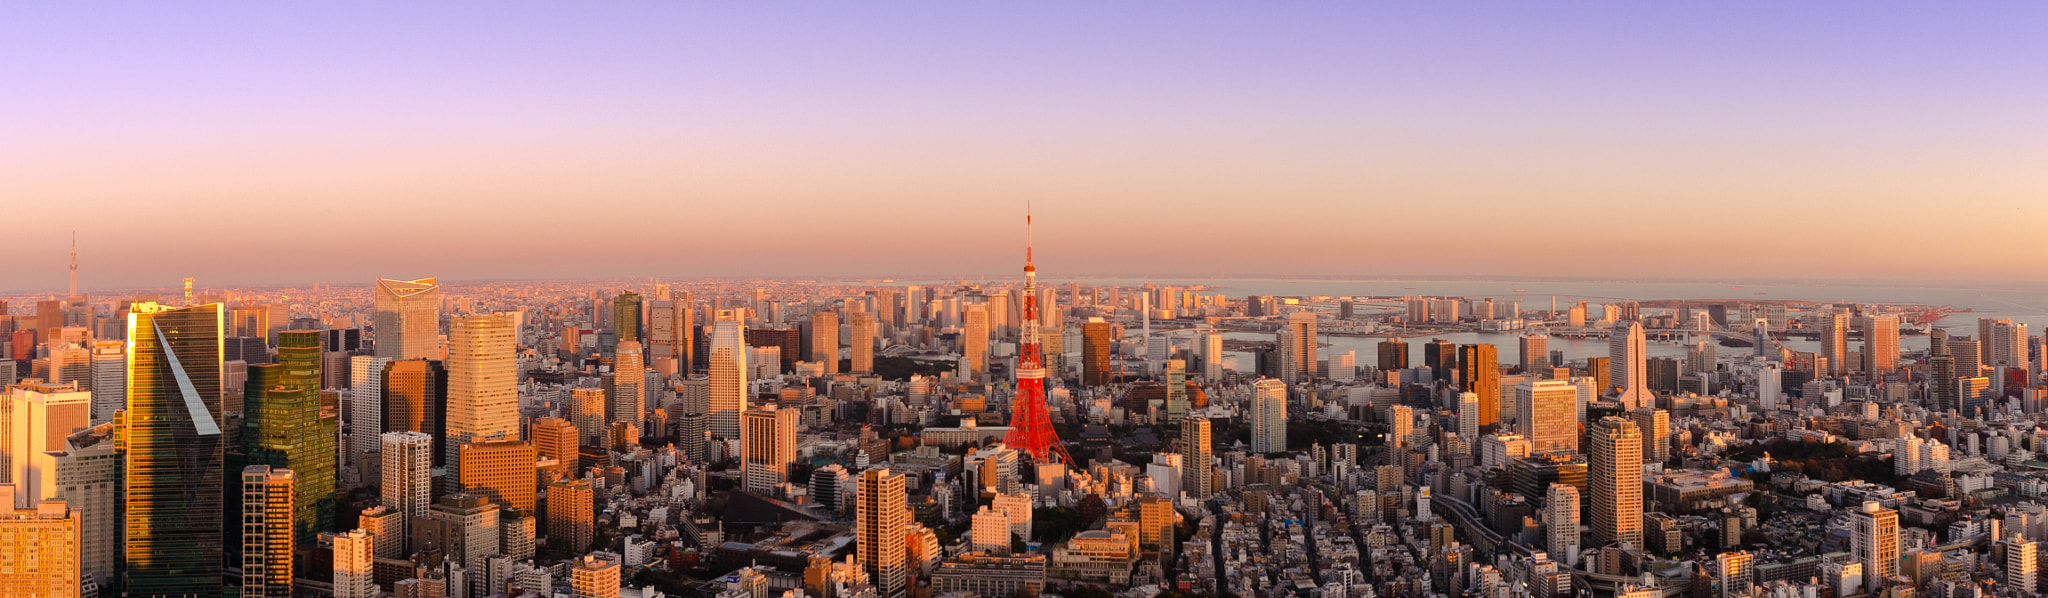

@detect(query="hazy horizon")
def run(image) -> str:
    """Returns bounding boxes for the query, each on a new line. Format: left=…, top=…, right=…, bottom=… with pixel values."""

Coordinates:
left=7, top=2, right=2045, bottom=290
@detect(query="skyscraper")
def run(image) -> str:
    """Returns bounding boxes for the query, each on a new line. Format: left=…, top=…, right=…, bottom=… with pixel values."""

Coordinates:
left=1377, top=338, right=1409, bottom=372
left=612, top=291, right=643, bottom=345
left=741, top=404, right=798, bottom=494
left=1459, top=344, right=1500, bottom=431
left=1181, top=418, right=1211, bottom=499
left=1082, top=318, right=1112, bottom=386
left=53, top=425, right=121, bottom=593
left=1516, top=381, right=1579, bottom=455
left=1424, top=339, right=1456, bottom=384
left=333, top=530, right=377, bottom=598
left=1457, top=392, right=1480, bottom=443
left=2008, top=534, right=2037, bottom=594
left=1609, top=322, right=1652, bottom=409
left=547, top=479, right=595, bottom=553
left=348, top=355, right=391, bottom=464
left=88, top=341, right=125, bottom=423
left=240, top=465, right=296, bottom=598
left=1820, top=311, right=1848, bottom=376
left=810, top=310, right=838, bottom=374
left=244, top=329, right=336, bottom=543
left=964, top=304, right=990, bottom=380
left=1252, top=378, right=1288, bottom=454
left=611, top=341, right=645, bottom=426
left=858, top=467, right=910, bottom=598
left=1520, top=334, right=1550, bottom=374
left=1547, top=483, right=1580, bottom=559
left=709, top=311, right=749, bottom=439
left=1865, top=315, right=1900, bottom=375
left=1163, top=359, right=1188, bottom=421
left=0, top=491, right=80, bottom=598
left=1852, top=501, right=1899, bottom=590
left=373, top=278, right=439, bottom=361
left=530, top=417, right=578, bottom=479
left=1588, top=416, right=1643, bottom=549
left=125, top=302, right=226, bottom=598
left=446, top=313, right=519, bottom=488
left=379, top=431, right=434, bottom=540
left=1280, top=312, right=1317, bottom=383
left=7, top=383, right=91, bottom=507
left=850, top=311, right=876, bottom=374
left=1631, top=407, right=1670, bottom=465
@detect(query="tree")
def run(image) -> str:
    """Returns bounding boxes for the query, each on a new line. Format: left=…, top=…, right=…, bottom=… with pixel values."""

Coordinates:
left=1077, top=493, right=1107, bottom=528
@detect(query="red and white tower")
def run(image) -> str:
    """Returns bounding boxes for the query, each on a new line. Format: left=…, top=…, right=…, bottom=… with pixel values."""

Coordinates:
left=1003, top=208, right=1076, bottom=465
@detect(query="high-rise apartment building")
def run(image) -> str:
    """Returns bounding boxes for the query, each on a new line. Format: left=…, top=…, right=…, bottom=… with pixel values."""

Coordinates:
left=380, top=431, right=434, bottom=540
left=570, top=387, right=605, bottom=445
left=611, top=341, right=645, bottom=426
left=530, top=417, right=578, bottom=479
left=1460, top=344, right=1500, bottom=431
left=1631, top=408, right=1670, bottom=465
left=348, top=355, right=391, bottom=464
left=1181, top=418, right=1211, bottom=499
left=373, top=278, right=440, bottom=361
left=1852, top=501, right=1899, bottom=590
left=459, top=440, right=537, bottom=513
left=2008, top=534, right=2037, bottom=594
left=1520, top=334, right=1549, bottom=374
left=850, top=311, right=876, bottom=374
left=1516, top=381, right=1579, bottom=455
left=858, top=468, right=910, bottom=598
left=446, top=313, right=519, bottom=489
left=1609, top=322, right=1652, bottom=409
left=1279, top=312, right=1317, bottom=383
left=741, top=404, right=799, bottom=494
left=125, top=302, right=227, bottom=598
left=964, top=304, right=990, bottom=380
left=1820, top=311, right=1848, bottom=376
left=240, top=465, right=296, bottom=598
left=1547, top=483, right=1580, bottom=559
left=810, top=310, right=838, bottom=374
left=571, top=555, right=622, bottom=598
left=1588, top=417, right=1643, bottom=549
left=0, top=491, right=80, bottom=598
left=709, top=311, right=748, bottom=439
left=88, top=341, right=125, bottom=423
left=547, top=479, right=595, bottom=553
left=333, top=530, right=377, bottom=598
left=1865, top=315, right=1900, bottom=375
left=1252, top=378, right=1288, bottom=454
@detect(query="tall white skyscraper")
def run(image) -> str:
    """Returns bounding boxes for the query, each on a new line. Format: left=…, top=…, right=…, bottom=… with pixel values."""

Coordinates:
left=53, top=425, right=121, bottom=590
left=7, top=383, right=92, bottom=507
left=1457, top=392, right=1480, bottom=443
left=1252, top=378, right=1288, bottom=454
left=709, top=310, right=749, bottom=439
left=446, top=313, right=519, bottom=489
left=1547, top=483, right=1580, bottom=559
left=1852, top=501, right=1899, bottom=590
left=88, top=341, right=125, bottom=424
left=348, top=355, right=391, bottom=465
left=373, top=278, right=440, bottom=361
left=380, top=431, right=434, bottom=540
left=1201, top=328, right=1224, bottom=381
left=1609, top=321, right=1652, bottom=409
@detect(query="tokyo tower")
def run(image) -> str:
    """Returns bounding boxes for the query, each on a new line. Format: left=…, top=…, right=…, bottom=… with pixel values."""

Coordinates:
left=1003, top=208, right=1077, bottom=465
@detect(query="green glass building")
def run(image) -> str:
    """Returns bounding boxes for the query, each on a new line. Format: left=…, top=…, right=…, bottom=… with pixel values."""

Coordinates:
left=244, top=329, right=338, bottom=544
left=614, top=291, right=643, bottom=344
left=125, top=302, right=227, bottom=598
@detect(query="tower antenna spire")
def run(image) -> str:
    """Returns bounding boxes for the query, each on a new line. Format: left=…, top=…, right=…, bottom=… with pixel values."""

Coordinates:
left=69, top=231, right=78, bottom=297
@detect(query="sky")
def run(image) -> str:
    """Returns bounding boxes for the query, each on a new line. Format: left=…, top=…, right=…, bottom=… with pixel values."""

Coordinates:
left=3, top=2, right=2045, bottom=292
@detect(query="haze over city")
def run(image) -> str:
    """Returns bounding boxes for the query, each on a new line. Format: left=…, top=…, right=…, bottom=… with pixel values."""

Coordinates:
left=7, top=2, right=2047, bottom=290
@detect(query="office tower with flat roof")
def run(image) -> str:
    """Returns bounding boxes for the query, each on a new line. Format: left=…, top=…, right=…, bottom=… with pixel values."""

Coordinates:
left=0, top=490, right=80, bottom=598
left=333, top=529, right=377, bottom=598
left=1163, top=359, right=1188, bottom=421
left=380, top=431, right=434, bottom=540
left=611, top=341, right=644, bottom=426
left=709, top=311, right=748, bottom=439
left=1631, top=407, right=1670, bottom=465
left=1516, top=381, right=1579, bottom=455
left=1520, top=334, right=1549, bottom=374
left=612, top=291, right=642, bottom=345
left=647, top=299, right=681, bottom=365
left=1993, top=320, right=2030, bottom=373
left=1280, top=311, right=1317, bottom=383
left=810, top=310, right=838, bottom=374
left=348, top=355, right=390, bottom=464
left=1252, top=378, right=1287, bottom=454
left=1424, top=339, right=1456, bottom=384
left=1865, top=315, right=1900, bottom=375
left=373, top=278, right=439, bottom=361
left=54, top=425, right=121, bottom=593
left=858, top=467, right=910, bottom=598
left=964, top=304, right=990, bottom=380
left=1588, top=416, right=1643, bottom=549
left=1460, top=344, right=1500, bottom=431
left=1457, top=392, right=1480, bottom=443
left=2007, top=534, right=2037, bottom=594
left=1609, top=322, right=1652, bottom=409
left=244, top=329, right=336, bottom=542
left=1202, top=328, right=1224, bottom=381
left=547, top=479, right=595, bottom=553
left=357, top=505, right=404, bottom=559
left=741, top=404, right=799, bottom=494
left=570, top=387, right=605, bottom=445
left=530, top=417, right=577, bottom=478
left=1820, top=311, right=1849, bottom=376
left=850, top=311, right=876, bottom=374
left=1547, top=483, right=1580, bottom=559
left=381, top=358, right=444, bottom=467
left=1377, top=338, right=1409, bottom=372
left=446, top=313, right=519, bottom=490
left=7, top=383, right=91, bottom=507
left=1081, top=319, right=1112, bottom=386
left=240, top=465, right=296, bottom=598
left=89, top=341, right=124, bottom=423
left=1852, top=501, right=1899, bottom=590
left=124, top=302, right=226, bottom=598
left=1181, top=418, right=1211, bottom=499
left=459, top=440, right=537, bottom=513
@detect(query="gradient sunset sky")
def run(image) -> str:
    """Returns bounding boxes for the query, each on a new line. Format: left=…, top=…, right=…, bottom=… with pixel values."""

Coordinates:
left=5, top=2, right=2045, bottom=292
